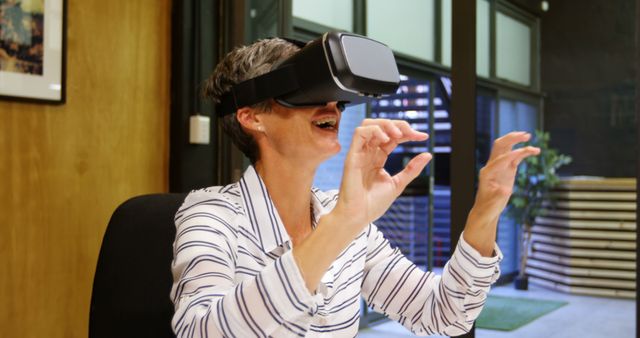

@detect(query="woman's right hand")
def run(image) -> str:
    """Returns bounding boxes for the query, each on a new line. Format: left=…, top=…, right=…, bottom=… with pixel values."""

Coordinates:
left=331, top=119, right=432, bottom=233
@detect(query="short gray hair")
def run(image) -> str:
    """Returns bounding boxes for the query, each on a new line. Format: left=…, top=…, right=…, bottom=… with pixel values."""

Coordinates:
left=203, top=38, right=300, bottom=164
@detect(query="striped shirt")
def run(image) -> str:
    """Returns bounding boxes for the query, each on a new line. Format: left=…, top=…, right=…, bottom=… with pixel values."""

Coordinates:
left=171, top=165, right=502, bottom=337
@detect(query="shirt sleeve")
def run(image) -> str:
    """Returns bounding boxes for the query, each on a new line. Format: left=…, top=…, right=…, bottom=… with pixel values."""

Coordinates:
left=170, top=193, right=322, bottom=338
left=361, top=223, right=502, bottom=336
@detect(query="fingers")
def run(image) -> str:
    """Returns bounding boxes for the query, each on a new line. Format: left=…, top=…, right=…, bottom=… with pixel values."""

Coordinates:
left=350, top=125, right=390, bottom=151
left=379, top=139, right=398, bottom=156
left=493, top=146, right=541, bottom=169
left=347, top=119, right=430, bottom=173
left=395, top=119, right=428, bottom=142
left=392, top=152, right=432, bottom=192
left=508, top=146, right=541, bottom=167
left=362, top=119, right=428, bottom=155
left=362, top=118, right=402, bottom=138
left=489, top=131, right=532, bottom=161
left=362, top=119, right=428, bottom=142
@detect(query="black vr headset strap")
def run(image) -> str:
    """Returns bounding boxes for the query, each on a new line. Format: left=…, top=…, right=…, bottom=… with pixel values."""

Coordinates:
left=216, top=64, right=299, bottom=116
left=280, top=37, right=308, bottom=48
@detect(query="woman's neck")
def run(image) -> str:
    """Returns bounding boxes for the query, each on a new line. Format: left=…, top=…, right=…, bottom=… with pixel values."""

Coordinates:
left=254, top=158, right=318, bottom=246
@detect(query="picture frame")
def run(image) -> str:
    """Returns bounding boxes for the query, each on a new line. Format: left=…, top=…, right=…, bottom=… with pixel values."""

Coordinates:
left=0, top=0, right=66, bottom=104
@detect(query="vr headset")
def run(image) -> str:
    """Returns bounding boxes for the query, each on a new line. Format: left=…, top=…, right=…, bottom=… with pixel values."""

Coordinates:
left=216, top=32, right=400, bottom=116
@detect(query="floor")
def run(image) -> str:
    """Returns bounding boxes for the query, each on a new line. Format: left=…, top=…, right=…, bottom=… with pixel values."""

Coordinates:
left=358, top=283, right=636, bottom=338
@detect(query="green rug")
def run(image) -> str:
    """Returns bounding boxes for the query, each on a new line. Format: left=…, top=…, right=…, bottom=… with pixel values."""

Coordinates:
left=476, top=295, right=568, bottom=331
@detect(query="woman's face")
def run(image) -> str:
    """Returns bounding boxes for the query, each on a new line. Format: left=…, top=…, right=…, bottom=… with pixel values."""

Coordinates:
left=256, top=101, right=342, bottom=166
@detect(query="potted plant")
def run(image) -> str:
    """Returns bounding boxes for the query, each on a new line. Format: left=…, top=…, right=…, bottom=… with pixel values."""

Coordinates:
left=507, top=130, right=572, bottom=290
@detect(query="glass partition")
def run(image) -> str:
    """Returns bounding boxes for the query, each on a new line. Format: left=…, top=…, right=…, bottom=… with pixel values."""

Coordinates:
left=247, top=0, right=279, bottom=41
left=292, top=0, right=353, bottom=31
left=496, top=12, right=532, bottom=86
left=369, top=75, right=452, bottom=268
left=497, top=98, right=537, bottom=135
left=441, top=0, right=452, bottom=67
left=366, top=0, right=435, bottom=62
left=477, top=0, right=491, bottom=77
left=497, top=97, right=538, bottom=276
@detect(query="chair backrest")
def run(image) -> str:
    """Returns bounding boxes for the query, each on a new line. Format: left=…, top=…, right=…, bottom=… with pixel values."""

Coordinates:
left=89, top=193, right=187, bottom=338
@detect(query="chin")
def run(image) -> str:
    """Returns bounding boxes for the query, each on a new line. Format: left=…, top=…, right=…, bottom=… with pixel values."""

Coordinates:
left=317, top=142, right=341, bottom=161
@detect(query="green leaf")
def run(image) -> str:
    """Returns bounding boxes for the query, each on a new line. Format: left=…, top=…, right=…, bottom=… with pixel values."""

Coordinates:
left=511, top=196, right=526, bottom=208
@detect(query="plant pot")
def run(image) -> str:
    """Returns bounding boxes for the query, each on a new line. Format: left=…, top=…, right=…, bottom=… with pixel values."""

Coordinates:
left=514, top=275, right=529, bottom=290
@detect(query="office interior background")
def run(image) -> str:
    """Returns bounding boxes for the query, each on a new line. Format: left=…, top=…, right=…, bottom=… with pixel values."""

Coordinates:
left=0, top=0, right=637, bottom=337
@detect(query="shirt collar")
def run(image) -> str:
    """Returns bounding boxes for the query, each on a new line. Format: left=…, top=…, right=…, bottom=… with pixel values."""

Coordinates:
left=238, top=165, right=329, bottom=254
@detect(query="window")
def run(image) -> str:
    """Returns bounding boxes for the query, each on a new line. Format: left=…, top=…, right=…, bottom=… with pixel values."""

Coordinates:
left=370, top=75, right=453, bottom=268
left=441, top=0, right=452, bottom=67
left=497, top=98, right=538, bottom=135
left=477, top=0, right=491, bottom=77
left=292, top=0, right=353, bottom=31
left=496, top=12, right=532, bottom=86
left=366, top=0, right=436, bottom=62
left=496, top=97, right=539, bottom=275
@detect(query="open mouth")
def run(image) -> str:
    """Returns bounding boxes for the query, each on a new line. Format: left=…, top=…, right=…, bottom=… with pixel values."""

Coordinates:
left=312, top=117, right=338, bottom=132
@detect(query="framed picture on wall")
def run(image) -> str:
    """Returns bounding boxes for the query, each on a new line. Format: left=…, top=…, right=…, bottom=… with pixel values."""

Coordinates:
left=0, top=0, right=66, bottom=103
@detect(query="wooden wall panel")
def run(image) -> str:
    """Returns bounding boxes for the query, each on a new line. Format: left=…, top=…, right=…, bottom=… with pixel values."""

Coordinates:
left=527, top=177, right=637, bottom=299
left=0, top=0, right=171, bottom=336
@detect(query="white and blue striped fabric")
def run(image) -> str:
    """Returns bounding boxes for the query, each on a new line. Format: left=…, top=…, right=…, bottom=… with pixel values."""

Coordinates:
left=171, top=166, right=502, bottom=337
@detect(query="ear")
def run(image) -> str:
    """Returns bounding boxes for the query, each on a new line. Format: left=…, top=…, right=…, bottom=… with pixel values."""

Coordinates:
left=236, top=107, right=264, bottom=133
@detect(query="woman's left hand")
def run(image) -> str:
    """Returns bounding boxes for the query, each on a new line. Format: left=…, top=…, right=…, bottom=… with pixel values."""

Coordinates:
left=475, top=131, right=540, bottom=215
left=463, top=131, right=540, bottom=256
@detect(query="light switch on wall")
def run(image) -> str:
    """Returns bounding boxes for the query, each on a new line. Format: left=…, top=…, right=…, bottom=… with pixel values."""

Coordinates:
left=189, top=115, right=210, bottom=144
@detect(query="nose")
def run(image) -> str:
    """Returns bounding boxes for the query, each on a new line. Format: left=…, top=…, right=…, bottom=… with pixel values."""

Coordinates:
left=327, top=101, right=346, bottom=112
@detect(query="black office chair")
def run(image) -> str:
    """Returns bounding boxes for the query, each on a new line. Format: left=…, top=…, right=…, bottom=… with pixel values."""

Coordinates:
left=89, top=193, right=187, bottom=338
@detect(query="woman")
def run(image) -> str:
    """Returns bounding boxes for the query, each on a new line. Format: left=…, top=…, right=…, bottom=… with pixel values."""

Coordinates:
left=170, top=37, right=540, bottom=337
